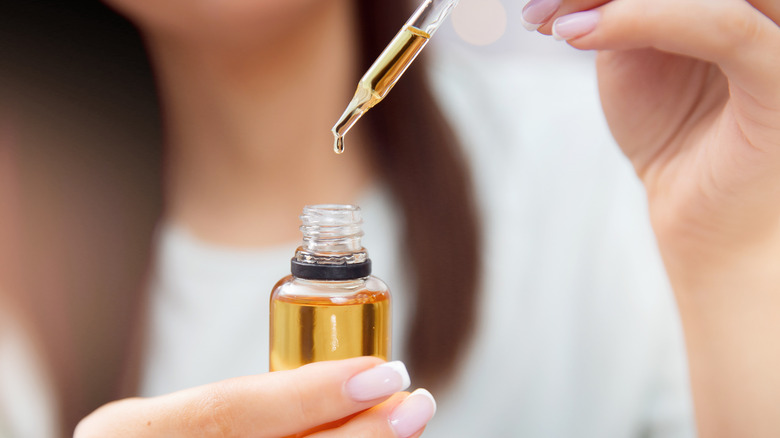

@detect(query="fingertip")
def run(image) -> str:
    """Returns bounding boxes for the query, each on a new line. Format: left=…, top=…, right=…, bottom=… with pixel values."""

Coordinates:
left=552, top=10, right=601, bottom=42
left=389, top=388, right=437, bottom=438
left=344, top=360, right=411, bottom=402
left=521, top=0, right=562, bottom=32
left=521, top=17, right=542, bottom=32
left=411, top=388, right=437, bottom=416
left=381, top=361, right=411, bottom=390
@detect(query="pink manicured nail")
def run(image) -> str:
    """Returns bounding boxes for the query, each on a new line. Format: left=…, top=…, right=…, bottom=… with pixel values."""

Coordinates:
left=521, top=0, right=562, bottom=31
left=552, top=10, right=600, bottom=41
left=345, top=361, right=411, bottom=402
left=389, top=389, right=437, bottom=438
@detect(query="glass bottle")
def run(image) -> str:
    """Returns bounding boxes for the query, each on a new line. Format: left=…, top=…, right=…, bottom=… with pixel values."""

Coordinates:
left=269, top=205, right=391, bottom=372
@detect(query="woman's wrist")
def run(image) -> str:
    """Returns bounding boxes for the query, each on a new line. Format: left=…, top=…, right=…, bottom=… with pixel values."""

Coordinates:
left=661, top=230, right=780, bottom=437
left=653, top=215, right=780, bottom=293
left=645, top=178, right=780, bottom=289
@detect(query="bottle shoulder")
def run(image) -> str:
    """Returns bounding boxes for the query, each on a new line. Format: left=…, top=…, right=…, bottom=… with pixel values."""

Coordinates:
left=271, top=275, right=390, bottom=304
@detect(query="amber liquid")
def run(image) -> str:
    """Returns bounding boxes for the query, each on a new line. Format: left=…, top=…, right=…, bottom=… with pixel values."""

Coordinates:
left=332, top=25, right=431, bottom=154
left=269, top=277, right=390, bottom=371
left=361, top=25, right=430, bottom=101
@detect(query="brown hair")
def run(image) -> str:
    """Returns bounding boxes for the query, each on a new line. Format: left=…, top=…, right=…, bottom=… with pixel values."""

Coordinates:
left=0, top=2, right=162, bottom=433
left=1, top=0, right=480, bottom=435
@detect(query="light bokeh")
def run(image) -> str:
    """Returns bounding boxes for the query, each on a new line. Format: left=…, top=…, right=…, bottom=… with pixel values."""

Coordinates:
left=451, top=0, right=508, bottom=46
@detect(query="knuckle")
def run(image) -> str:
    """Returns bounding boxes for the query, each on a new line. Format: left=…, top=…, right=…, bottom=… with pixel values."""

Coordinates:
left=193, top=384, right=240, bottom=438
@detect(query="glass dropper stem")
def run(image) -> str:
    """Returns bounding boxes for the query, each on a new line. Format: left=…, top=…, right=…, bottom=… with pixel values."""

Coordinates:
left=407, top=0, right=460, bottom=37
left=331, top=0, right=460, bottom=154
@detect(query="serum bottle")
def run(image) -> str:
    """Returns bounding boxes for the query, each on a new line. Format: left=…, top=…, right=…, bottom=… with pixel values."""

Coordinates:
left=269, top=205, right=391, bottom=372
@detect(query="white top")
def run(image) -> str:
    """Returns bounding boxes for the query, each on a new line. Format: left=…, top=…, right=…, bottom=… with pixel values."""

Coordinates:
left=0, top=35, right=695, bottom=437
left=0, top=310, right=58, bottom=438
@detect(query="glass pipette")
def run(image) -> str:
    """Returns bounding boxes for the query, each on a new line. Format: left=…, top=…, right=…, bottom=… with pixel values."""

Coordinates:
left=331, top=0, right=460, bottom=154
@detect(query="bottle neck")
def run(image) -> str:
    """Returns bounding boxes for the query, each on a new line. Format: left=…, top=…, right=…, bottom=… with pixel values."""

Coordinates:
left=291, top=205, right=372, bottom=280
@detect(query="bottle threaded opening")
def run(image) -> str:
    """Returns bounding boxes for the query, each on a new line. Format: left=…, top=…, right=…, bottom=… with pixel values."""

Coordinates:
left=292, top=204, right=371, bottom=280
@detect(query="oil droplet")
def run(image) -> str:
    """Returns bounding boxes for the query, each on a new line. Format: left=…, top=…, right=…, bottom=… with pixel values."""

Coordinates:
left=334, top=135, right=345, bottom=154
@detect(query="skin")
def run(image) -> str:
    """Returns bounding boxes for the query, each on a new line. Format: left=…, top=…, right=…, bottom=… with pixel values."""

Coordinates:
left=78, top=0, right=780, bottom=436
left=108, top=0, right=375, bottom=247
left=533, top=1, right=780, bottom=436
left=75, top=357, right=425, bottom=437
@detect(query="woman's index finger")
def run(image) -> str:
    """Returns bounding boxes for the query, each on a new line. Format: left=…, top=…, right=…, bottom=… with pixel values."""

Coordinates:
left=76, top=357, right=410, bottom=438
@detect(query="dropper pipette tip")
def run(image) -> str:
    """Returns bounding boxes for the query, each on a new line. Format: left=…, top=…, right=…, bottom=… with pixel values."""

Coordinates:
left=329, top=0, right=460, bottom=155
left=333, top=133, right=345, bottom=154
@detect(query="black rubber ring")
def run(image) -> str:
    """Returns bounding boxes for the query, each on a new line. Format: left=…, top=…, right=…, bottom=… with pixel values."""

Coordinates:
left=290, top=259, right=372, bottom=280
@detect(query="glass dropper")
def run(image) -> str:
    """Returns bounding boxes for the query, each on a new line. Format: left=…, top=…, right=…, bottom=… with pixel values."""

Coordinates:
left=331, top=0, right=460, bottom=154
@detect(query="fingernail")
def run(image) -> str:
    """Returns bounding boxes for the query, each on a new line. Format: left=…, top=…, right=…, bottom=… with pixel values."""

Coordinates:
left=345, top=361, right=411, bottom=402
left=389, top=389, right=437, bottom=438
left=521, top=0, right=562, bottom=31
left=552, top=10, right=600, bottom=41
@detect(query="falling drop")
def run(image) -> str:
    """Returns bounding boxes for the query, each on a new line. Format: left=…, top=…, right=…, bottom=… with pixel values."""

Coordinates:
left=334, top=135, right=345, bottom=154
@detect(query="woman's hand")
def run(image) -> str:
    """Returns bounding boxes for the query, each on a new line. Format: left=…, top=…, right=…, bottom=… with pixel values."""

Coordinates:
left=74, top=358, right=435, bottom=438
left=523, top=0, right=780, bottom=257
left=523, top=0, right=780, bottom=436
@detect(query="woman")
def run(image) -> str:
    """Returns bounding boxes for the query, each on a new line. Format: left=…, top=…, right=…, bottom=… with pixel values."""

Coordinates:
left=2, top=0, right=779, bottom=436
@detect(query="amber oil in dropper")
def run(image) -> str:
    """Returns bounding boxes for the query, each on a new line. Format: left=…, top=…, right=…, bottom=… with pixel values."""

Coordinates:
left=332, top=25, right=430, bottom=154
left=269, top=205, right=391, bottom=371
